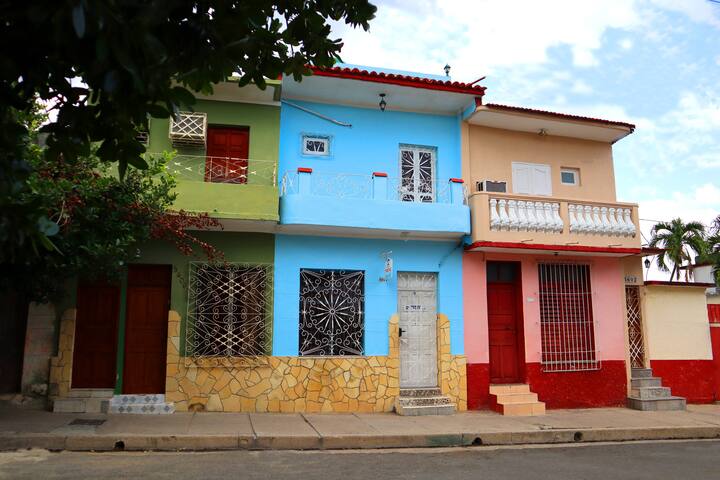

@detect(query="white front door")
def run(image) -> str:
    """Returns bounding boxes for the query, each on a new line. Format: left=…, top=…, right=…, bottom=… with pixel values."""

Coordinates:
left=398, top=272, right=438, bottom=388
left=400, top=146, right=435, bottom=203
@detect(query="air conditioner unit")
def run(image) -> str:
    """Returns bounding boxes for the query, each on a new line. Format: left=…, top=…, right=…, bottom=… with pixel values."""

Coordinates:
left=169, top=111, right=207, bottom=147
left=476, top=180, right=507, bottom=193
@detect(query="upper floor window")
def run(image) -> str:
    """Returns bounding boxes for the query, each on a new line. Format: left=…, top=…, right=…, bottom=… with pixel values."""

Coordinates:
left=302, top=135, right=330, bottom=156
left=512, top=162, right=552, bottom=196
left=400, top=145, right=436, bottom=203
left=561, top=168, right=580, bottom=186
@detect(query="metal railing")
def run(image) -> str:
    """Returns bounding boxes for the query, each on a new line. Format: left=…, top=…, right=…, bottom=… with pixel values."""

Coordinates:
left=152, top=154, right=277, bottom=186
left=280, top=171, right=467, bottom=205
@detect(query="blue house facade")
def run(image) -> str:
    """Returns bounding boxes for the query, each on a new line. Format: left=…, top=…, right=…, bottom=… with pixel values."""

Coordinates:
left=271, top=65, right=484, bottom=413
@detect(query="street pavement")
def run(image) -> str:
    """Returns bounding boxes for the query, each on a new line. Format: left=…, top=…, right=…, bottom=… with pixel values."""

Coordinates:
left=1, top=440, right=719, bottom=479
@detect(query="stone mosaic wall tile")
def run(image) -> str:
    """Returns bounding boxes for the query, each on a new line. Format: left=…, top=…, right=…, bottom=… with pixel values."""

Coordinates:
left=48, top=309, right=76, bottom=399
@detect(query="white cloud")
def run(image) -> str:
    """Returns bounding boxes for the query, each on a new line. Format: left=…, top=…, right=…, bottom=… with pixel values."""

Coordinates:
left=648, top=0, right=720, bottom=29
left=620, top=38, right=634, bottom=50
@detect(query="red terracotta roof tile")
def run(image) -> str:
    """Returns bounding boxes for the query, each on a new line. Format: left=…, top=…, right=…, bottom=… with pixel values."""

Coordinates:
left=481, top=103, right=636, bottom=130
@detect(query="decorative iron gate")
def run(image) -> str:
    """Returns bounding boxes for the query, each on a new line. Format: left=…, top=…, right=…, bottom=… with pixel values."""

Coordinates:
left=299, top=269, right=364, bottom=356
left=398, top=272, right=438, bottom=388
left=400, top=146, right=435, bottom=203
left=625, top=285, right=645, bottom=368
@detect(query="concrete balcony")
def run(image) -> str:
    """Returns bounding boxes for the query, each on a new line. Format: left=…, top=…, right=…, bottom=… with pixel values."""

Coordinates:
left=163, top=155, right=279, bottom=222
left=279, top=169, right=470, bottom=238
left=468, top=192, right=641, bottom=254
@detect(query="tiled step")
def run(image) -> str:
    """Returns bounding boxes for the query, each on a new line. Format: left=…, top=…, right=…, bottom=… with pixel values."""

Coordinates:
left=627, top=396, right=686, bottom=411
left=631, top=377, right=662, bottom=388
left=489, top=384, right=531, bottom=395
left=398, top=388, right=442, bottom=398
left=631, top=368, right=653, bottom=378
left=109, top=402, right=175, bottom=414
left=397, top=396, right=453, bottom=407
left=110, top=394, right=166, bottom=406
left=394, top=403, right=456, bottom=416
left=630, top=386, right=672, bottom=400
left=496, top=401, right=546, bottom=416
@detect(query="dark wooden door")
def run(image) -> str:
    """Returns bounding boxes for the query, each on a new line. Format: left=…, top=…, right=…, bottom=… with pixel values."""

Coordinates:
left=122, top=265, right=171, bottom=394
left=205, top=126, right=250, bottom=184
left=0, top=292, right=28, bottom=393
left=488, top=282, right=521, bottom=384
left=72, top=283, right=120, bottom=388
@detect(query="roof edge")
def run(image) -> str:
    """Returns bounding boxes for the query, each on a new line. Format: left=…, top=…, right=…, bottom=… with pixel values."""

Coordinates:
left=477, top=102, right=636, bottom=131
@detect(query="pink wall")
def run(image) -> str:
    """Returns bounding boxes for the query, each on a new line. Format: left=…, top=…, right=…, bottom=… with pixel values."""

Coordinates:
left=463, top=252, right=626, bottom=365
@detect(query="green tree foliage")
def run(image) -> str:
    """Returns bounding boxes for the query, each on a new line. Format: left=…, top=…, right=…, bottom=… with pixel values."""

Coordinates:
left=701, top=215, right=720, bottom=285
left=0, top=0, right=376, bottom=259
left=648, top=218, right=706, bottom=281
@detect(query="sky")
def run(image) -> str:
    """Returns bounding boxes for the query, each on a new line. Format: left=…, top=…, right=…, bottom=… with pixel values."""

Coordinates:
left=331, top=0, right=720, bottom=264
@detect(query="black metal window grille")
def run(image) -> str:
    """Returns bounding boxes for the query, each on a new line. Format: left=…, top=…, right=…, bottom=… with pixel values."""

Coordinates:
left=299, top=269, right=364, bottom=356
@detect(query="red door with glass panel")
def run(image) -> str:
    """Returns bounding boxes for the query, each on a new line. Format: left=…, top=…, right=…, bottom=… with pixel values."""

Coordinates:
left=205, top=126, right=249, bottom=184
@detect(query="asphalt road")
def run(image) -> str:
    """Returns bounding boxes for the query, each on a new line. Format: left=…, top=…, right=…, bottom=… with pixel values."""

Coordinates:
left=1, top=440, right=718, bottom=479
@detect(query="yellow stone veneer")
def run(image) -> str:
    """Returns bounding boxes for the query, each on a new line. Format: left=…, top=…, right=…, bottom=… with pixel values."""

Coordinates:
left=48, top=309, right=76, bottom=398
left=165, top=311, right=468, bottom=413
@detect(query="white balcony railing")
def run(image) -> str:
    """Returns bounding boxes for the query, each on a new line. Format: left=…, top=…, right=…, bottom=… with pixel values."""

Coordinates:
left=281, top=171, right=467, bottom=205
left=155, top=154, right=277, bottom=186
left=488, top=197, right=637, bottom=237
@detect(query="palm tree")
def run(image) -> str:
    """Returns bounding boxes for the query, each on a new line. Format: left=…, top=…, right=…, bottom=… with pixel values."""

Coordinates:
left=648, top=218, right=706, bottom=281
left=703, top=215, right=720, bottom=285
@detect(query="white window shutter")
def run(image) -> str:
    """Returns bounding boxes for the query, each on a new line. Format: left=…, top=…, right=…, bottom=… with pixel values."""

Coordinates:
left=512, top=163, right=532, bottom=194
left=532, top=164, right=552, bottom=196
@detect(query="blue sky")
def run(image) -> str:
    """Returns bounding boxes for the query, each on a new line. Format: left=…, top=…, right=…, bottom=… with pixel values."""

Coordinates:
left=331, top=0, right=720, bottom=239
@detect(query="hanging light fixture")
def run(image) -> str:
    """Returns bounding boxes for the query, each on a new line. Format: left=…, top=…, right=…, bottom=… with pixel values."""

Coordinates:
left=444, top=64, right=451, bottom=77
left=378, top=93, right=387, bottom=112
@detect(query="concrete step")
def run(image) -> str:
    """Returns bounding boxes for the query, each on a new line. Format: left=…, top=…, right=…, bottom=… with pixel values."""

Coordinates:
left=493, top=392, right=539, bottom=404
left=398, top=388, right=442, bottom=398
left=630, top=386, right=672, bottom=400
left=396, top=396, right=453, bottom=407
left=109, top=402, right=175, bottom=414
left=67, top=389, right=114, bottom=399
left=110, top=394, right=166, bottom=406
left=52, top=397, right=109, bottom=414
left=631, top=377, right=662, bottom=388
left=627, top=396, right=686, bottom=411
left=489, top=384, right=531, bottom=395
left=394, top=403, right=456, bottom=416
left=631, top=368, right=653, bottom=378
left=495, top=401, right=546, bottom=416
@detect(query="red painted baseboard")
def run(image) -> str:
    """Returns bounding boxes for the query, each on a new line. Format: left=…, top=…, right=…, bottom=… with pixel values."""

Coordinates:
left=525, top=361, right=627, bottom=409
left=467, top=363, right=490, bottom=410
left=467, top=361, right=627, bottom=409
left=650, top=359, right=716, bottom=404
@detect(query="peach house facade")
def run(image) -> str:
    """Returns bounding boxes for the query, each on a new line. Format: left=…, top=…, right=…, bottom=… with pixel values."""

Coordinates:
left=461, top=102, right=642, bottom=412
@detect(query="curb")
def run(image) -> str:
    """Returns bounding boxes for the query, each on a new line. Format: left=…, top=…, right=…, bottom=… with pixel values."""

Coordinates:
left=2, top=426, right=720, bottom=452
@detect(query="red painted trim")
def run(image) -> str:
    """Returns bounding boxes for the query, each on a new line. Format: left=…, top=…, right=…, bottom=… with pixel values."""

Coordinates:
left=449, top=178, right=464, bottom=183
left=467, top=363, right=490, bottom=410
left=644, top=280, right=715, bottom=288
left=297, top=167, right=313, bottom=173
left=710, top=328, right=720, bottom=400
left=465, top=241, right=641, bottom=255
left=709, top=305, right=720, bottom=324
left=482, top=103, right=636, bottom=131
left=308, top=66, right=487, bottom=96
left=372, top=172, right=388, bottom=177
left=526, top=361, right=627, bottom=409
left=641, top=246, right=665, bottom=256
left=650, top=360, right=715, bottom=404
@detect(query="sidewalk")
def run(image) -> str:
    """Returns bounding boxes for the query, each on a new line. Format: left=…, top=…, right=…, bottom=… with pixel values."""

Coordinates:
left=2, top=405, right=720, bottom=452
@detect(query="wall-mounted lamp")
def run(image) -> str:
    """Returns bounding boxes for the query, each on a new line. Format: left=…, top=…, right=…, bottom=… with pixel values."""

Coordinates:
left=379, top=93, right=387, bottom=112
left=538, top=128, right=548, bottom=137
left=444, top=64, right=451, bottom=77
left=644, top=258, right=651, bottom=269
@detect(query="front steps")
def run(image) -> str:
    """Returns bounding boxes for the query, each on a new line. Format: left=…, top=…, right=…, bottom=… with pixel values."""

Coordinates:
left=490, top=384, right=545, bottom=416
left=109, top=394, right=175, bottom=414
left=627, top=368, right=686, bottom=411
left=395, top=388, right=456, bottom=416
left=52, top=389, right=113, bottom=413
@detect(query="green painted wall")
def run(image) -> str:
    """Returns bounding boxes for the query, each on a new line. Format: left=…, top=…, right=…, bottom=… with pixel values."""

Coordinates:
left=147, top=97, right=280, bottom=221
left=135, top=232, right=275, bottom=356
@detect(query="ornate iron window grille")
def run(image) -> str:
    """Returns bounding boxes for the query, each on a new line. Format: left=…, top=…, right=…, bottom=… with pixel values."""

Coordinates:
left=186, top=262, right=273, bottom=357
left=625, top=285, right=645, bottom=368
left=538, top=263, right=600, bottom=372
left=299, top=269, right=365, bottom=356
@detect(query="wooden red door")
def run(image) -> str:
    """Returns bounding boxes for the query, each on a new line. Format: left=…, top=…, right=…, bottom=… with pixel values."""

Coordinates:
left=205, top=126, right=249, bottom=184
left=487, top=267, right=522, bottom=384
left=122, top=265, right=171, bottom=394
left=72, top=282, right=120, bottom=388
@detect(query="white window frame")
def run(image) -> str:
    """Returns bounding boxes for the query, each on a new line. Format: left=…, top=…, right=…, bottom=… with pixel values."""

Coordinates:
left=398, top=144, right=437, bottom=203
left=560, top=168, right=580, bottom=186
left=511, top=162, right=552, bottom=196
left=302, top=135, right=330, bottom=156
